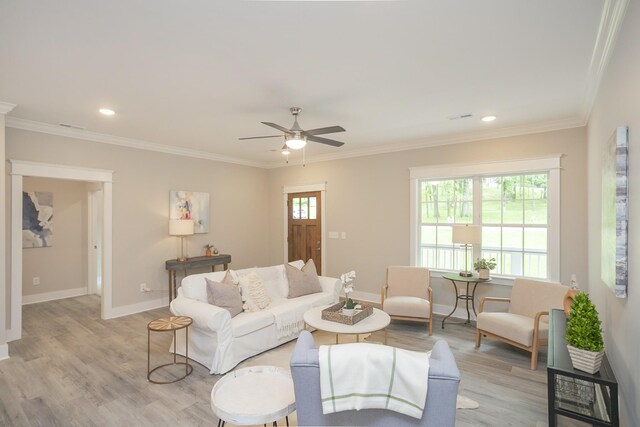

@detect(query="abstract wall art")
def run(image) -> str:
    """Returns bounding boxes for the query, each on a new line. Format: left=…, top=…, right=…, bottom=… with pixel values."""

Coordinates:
left=23, top=191, right=53, bottom=248
left=601, top=126, right=628, bottom=298
left=169, top=190, right=210, bottom=234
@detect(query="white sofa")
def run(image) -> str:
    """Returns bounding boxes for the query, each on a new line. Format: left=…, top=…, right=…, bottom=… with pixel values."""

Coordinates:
left=170, top=260, right=341, bottom=374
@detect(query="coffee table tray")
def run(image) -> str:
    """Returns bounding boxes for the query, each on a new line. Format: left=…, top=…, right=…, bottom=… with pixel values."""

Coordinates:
left=322, top=302, right=373, bottom=325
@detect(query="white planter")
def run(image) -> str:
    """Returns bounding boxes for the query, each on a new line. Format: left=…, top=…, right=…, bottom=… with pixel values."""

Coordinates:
left=478, top=269, right=490, bottom=280
left=567, top=345, right=604, bottom=374
left=341, top=308, right=356, bottom=316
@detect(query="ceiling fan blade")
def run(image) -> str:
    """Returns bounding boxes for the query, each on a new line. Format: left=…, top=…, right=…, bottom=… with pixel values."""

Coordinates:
left=302, top=126, right=345, bottom=136
left=261, top=122, right=293, bottom=134
left=238, top=135, right=282, bottom=140
left=307, top=135, right=345, bottom=147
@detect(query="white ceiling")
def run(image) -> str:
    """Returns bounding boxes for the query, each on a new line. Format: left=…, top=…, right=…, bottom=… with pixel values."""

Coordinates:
left=0, top=0, right=611, bottom=167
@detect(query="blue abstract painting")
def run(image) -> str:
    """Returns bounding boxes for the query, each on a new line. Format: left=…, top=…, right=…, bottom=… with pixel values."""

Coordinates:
left=23, top=191, right=53, bottom=248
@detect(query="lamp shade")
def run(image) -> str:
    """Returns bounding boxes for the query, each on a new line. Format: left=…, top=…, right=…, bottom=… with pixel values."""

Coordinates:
left=169, top=219, right=194, bottom=236
left=452, top=225, right=481, bottom=244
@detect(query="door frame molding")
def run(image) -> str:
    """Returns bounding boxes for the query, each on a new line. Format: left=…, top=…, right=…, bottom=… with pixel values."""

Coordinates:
left=282, top=183, right=326, bottom=276
left=8, top=160, right=114, bottom=342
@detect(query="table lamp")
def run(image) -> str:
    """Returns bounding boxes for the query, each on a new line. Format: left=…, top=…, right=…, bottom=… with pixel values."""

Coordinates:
left=452, top=224, right=481, bottom=277
left=169, top=219, right=194, bottom=262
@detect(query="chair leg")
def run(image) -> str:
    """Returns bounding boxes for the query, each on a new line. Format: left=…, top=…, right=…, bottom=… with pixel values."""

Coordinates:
left=428, top=318, right=432, bottom=336
left=475, top=329, right=481, bottom=348
left=531, top=340, right=539, bottom=370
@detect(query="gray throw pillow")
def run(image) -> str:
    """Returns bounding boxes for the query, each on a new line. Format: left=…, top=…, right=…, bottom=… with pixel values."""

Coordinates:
left=205, top=277, right=243, bottom=317
left=286, top=259, right=322, bottom=298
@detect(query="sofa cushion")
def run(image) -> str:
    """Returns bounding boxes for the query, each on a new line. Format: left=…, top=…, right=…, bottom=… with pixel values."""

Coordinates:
left=286, top=259, right=322, bottom=298
left=383, top=296, right=430, bottom=319
left=238, top=271, right=271, bottom=312
left=231, top=310, right=275, bottom=338
left=181, top=270, right=227, bottom=302
left=477, top=312, right=549, bottom=347
left=205, top=277, right=243, bottom=318
left=255, top=264, right=288, bottom=299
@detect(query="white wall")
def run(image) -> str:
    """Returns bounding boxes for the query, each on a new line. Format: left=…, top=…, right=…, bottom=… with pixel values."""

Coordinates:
left=0, top=114, right=6, bottom=358
left=587, top=0, right=640, bottom=424
left=267, top=127, right=588, bottom=313
left=22, top=177, right=89, bottom=300
left=5, top=128, right=271, bottom=327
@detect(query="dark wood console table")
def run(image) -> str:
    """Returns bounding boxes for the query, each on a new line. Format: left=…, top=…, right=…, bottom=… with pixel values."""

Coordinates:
left=547, top=308, right=618, bottom=426
left=165, top=254, right=231, bottom=302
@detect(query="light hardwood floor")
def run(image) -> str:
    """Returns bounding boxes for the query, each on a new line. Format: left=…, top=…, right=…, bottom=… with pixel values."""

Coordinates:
left=0, top=296, right=583, bottom=426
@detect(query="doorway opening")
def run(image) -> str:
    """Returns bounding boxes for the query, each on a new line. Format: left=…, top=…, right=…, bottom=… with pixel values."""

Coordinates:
left=8, top=160, right=113, bottom=342
left=88, top=188, right=103, bottom=296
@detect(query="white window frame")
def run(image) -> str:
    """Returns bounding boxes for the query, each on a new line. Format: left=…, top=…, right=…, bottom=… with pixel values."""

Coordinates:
left=409, top=155, right=561, bottom=283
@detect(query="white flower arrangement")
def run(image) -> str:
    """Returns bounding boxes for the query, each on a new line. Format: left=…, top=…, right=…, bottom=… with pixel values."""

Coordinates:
left=340, top=270, right=357, bottom=309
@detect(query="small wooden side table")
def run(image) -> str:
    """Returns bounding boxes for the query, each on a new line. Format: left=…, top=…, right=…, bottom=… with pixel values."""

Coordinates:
left=147, top=316, right=193, bottom=384
left=165, top=254, right=232, bottom=302
left=441, top=273, right=491, bottom=328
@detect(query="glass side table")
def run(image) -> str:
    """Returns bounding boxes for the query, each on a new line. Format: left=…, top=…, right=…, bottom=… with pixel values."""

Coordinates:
left=547, top=309, right=618, bottom=426
left=441, top=273, right=491, bottom=328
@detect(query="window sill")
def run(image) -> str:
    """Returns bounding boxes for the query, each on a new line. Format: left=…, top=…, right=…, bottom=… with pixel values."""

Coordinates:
left=429, top=268, right=515, bottom=287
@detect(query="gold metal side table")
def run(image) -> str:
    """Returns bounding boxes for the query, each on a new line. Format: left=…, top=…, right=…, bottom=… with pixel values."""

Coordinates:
left=147, top=316, right=193, bottom=384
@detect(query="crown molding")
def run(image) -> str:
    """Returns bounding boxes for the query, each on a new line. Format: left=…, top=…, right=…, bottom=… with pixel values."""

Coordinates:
left=0, top=101, right=17, bottom=115
left=581, top=0, right=630, bottom=121
left=5, top=117, right=267, bottom=169
left=264, top=115, right=585, bottom=168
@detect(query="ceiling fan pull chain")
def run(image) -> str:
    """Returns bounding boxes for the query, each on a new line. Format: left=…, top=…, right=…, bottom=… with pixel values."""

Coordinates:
left=303, top=146, right=306, bottom=167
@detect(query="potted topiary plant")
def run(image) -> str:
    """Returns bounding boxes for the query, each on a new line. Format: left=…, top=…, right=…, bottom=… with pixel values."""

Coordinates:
left=473, top=257, right=496, bottom=280
left=565, top=292, right=605, bottom=374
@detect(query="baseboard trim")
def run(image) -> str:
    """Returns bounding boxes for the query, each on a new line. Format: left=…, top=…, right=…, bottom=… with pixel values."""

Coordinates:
left=107, top=297, right=169, bottom=319
left=0, top=343, right=9, bottom=361
left=23, top=287, right=88, bottom=305
left=350, top=290, right=479, bottom=322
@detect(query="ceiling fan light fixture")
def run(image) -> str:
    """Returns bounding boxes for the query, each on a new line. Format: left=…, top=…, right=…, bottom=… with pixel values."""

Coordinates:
left=285, top=135, right=307, bottom=150
left=281, top=148, right=290, bottom=155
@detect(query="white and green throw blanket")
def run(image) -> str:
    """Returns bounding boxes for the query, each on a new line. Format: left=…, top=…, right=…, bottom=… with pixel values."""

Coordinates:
left=319, top=343, right=430, bottom=419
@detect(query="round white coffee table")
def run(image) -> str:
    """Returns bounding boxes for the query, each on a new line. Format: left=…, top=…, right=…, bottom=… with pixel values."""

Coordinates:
left=211, top=365, right=295, bottom=427
left=303, top=306, right=391, bottom=344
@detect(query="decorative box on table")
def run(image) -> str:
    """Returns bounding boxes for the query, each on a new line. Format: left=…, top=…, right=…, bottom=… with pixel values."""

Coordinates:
left=321, top=302, right=373, bottom=325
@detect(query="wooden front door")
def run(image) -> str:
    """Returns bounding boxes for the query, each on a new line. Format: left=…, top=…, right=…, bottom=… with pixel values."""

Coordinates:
left=288, top=191, right=321, bottom=274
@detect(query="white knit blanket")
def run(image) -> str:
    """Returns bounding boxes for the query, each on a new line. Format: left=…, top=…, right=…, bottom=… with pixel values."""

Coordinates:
left=269, top=300, right=308, bottom=339
left=319, top=343, right=430, bottom=419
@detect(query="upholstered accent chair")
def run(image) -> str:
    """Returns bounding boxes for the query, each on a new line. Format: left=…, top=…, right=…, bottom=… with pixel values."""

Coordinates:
left=475, top=278, right=568, bottom=369
left=290, top=331, right=460, bottom=427
left=381, top=266, right=433, bottom=338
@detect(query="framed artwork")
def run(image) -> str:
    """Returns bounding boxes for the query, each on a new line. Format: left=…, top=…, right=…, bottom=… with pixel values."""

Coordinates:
left=169, top=190, right=210, bottom=234
left=23, top=191, right=53, bottom=248
left=601, top=126, right=628, bottom=298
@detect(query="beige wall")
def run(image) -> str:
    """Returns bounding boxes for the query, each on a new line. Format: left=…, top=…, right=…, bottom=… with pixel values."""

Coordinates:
left=5, top=128, right=271, bottom=318
left=267, top=127, right=588, bottom=311
left=22, top=177, right=88, bottom=298
left=587, top=1, right=640, bottom=424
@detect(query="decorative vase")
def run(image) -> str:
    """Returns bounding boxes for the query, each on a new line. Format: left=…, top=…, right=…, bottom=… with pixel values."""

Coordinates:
left=479, top=269, right=490, bottom=280
left=205, top=248, right=212, bottom=257
left=567, top=345, right=605, bottom=374
left=563, top=289, right=578, bottom=317
left=213, top=248, right=219, bottom=255
left=342, top=308, right=356, bottom=316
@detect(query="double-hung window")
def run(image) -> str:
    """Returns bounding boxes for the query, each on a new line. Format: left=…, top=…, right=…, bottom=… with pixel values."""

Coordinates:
left=410, top=157, right=560, bottom=281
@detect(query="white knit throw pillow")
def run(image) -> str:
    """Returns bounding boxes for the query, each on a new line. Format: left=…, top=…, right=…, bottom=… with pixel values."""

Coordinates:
left=238, top=271, right=271, bottom=311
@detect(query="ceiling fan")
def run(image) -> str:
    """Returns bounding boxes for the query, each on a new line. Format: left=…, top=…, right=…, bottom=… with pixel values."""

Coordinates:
left=239, top=107, right=346, bottom=151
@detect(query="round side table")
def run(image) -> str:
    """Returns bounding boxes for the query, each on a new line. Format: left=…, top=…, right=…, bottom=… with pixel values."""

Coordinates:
left=441, top=273, right=491, bottom=328
left=147, top=316, right=193, bottom=384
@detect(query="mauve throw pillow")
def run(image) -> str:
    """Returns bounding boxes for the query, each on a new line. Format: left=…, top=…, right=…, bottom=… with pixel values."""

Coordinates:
left=205, top=277, right=243, bottom=318
left=286, top=259, right=322, bottom=298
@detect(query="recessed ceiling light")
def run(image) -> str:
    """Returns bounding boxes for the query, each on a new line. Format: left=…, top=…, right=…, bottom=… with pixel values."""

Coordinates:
left=99, top=108, right=115, bottom=116
left=481, top=115, right=497, bottom=122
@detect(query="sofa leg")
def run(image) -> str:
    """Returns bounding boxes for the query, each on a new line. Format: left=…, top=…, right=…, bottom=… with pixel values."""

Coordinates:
left=475, top=329, right=481, bottom=348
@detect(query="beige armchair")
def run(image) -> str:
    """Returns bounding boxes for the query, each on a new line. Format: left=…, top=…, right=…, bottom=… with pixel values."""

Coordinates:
left=475, top=278, right=568, bottom=369
left=381, top=266, right=433, bottom=338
